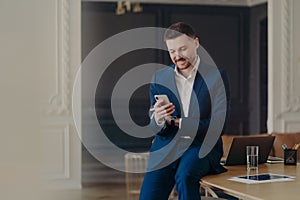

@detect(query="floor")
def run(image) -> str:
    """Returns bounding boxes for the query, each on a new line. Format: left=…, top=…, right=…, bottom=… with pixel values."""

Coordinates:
left=51, top=184, right=238, bottom=200
left=79, top=148, right=140, bottom=200
left=81, top=184, right=129, bottom=200
left=49, top=183, right=128, bottom=200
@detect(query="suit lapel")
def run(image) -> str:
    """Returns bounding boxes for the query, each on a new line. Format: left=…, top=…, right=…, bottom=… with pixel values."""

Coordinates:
left=189, top=67, right=205, bottom=117
left=168, top=69, right=182, bottom=117
left=162, top=64, right=205, bottom=117
left=158, top=66, right=182, bottom=117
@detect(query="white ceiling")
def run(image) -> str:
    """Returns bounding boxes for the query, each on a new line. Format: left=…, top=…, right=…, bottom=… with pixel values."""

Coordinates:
left=83, top=0, right=267, bottom=7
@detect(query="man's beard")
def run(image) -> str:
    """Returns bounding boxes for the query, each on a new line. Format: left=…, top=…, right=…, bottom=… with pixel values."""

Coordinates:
left=175, top=57, right=192, bottom=71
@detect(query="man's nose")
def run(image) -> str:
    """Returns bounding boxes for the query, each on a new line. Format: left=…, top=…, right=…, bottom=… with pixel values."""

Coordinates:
left=174, top=52, right=182, bottom=59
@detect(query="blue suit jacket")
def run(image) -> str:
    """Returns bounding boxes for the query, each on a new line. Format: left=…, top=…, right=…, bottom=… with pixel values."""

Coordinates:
left=148, top=60, right=230, bottom=174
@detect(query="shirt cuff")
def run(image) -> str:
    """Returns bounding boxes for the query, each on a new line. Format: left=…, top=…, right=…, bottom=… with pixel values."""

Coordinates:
left=178, top=118, right=182, bottom=129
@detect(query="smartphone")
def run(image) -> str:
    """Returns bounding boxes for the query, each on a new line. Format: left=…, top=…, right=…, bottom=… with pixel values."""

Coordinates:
left=154, top=94, right=170, bottom=105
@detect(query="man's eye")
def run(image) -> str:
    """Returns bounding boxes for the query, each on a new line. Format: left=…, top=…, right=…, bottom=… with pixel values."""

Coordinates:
left=169, top=51, right=175, bottom=54
left=180, top=47, right=187, bottom=51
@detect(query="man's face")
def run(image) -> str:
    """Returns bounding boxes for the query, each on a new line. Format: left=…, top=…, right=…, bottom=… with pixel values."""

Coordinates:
left=166, top=34, right=199, bottom=71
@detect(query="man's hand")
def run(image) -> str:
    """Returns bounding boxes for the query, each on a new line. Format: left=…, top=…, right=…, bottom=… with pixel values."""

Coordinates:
left=153, top=100, right=175, bottom=124
left=166, top=118, right=180, bottom=127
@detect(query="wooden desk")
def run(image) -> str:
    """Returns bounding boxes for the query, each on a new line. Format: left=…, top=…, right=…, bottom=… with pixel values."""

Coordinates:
left=200, top=163, right=300, bottom=200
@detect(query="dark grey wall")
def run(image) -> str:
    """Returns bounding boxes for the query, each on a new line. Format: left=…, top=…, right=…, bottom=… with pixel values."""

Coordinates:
left=81, top=2, right=267, bottom=150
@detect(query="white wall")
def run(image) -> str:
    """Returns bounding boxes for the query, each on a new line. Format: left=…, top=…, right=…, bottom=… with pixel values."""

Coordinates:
left=39, top=0, right=82, bottom=190
left=0, top=0, right=81, bottom=198
left=268, top=0, right=300, bottom=132
left=0, top=1, right=42, bottom=198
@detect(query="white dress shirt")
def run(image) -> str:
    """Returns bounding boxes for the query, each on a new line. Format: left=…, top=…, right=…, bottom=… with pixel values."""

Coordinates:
left=154, top=56, right=200, bottom=128
left=174, top=56, right=200, bottom=118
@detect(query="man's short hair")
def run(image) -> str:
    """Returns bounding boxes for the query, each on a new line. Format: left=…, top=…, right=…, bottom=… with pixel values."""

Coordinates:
left=164, top=22, right=196, bottom=41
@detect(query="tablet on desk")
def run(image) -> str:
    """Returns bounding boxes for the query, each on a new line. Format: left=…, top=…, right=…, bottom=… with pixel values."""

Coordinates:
left=228, top=173, right=295, bottom=184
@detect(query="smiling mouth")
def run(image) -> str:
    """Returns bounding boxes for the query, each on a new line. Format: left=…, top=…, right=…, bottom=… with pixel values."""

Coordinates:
left=176, top=58, right=186, bottom=64
left=175, top=58, right=193, bottom=70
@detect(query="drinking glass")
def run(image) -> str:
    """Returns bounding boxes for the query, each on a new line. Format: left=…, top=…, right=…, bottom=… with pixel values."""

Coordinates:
left=246, top=146, right=259, bottom=171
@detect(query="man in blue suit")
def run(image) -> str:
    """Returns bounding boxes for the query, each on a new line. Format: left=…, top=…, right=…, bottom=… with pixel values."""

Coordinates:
left=140, top=22, right=230, bottom=200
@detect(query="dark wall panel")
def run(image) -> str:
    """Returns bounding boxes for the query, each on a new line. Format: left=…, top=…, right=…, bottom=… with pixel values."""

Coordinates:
left=82, top=2, right=267, bottom=152
left=167, top=6, right=251, bottom=134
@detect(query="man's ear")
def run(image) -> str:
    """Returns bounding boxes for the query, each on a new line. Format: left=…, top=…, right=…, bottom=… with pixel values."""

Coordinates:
left=194, top=37, right=200, bottom=48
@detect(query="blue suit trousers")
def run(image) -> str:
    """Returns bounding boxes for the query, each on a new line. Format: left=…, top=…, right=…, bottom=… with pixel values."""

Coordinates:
left=139, top=145, right=211, bottom=200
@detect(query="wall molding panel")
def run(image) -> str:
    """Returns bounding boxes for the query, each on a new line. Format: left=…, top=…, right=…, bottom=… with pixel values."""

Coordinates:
left=283, top=119, right=300, bottom=132
left=269, top=0, right=300, bottom=132
left=44, top=124, right=70, bottom=179
left=42, top=0, right=82, bottom=189
left=47, top=0, right=71, bottom=116
left=280, top=0, right=300, bottom=116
